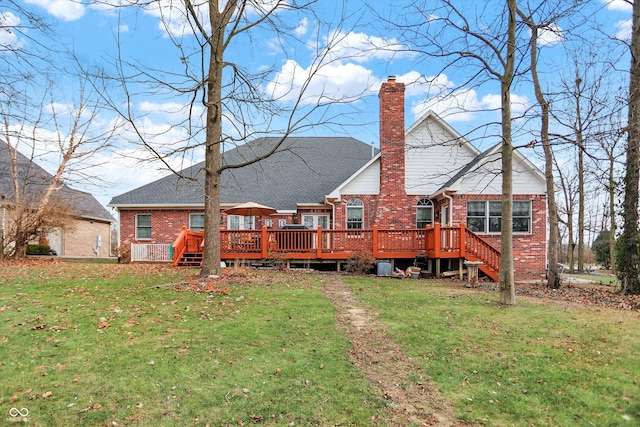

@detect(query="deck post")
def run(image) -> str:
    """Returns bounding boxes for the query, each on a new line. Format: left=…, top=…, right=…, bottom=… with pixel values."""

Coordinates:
left=316, top=226, right=323, bottom=259
left=372, top=226, right=379, bottom=257
left=435, top=259, right=441, bottom=278
left=459, top=223, right=466, bottom=259
left=433, top=223, right=441, bottom=258
left=261, top=226, right=268, bottom=258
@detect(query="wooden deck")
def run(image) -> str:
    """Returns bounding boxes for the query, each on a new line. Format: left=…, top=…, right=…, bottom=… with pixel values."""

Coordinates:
left=171, top=223, right=500, bottom=281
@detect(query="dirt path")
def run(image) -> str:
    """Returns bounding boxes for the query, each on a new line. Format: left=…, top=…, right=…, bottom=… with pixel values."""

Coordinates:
left=321, top=275, right=469, bottom=426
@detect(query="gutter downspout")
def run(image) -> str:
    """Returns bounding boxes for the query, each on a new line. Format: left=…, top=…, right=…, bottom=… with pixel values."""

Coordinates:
left=442, top=190, right=453, bottom=226
left=325, top=197, right=336, bottom=229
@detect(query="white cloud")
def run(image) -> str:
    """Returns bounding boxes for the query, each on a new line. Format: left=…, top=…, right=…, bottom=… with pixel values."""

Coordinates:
left=615, top=19, right=632, bottom=41
left=266, top=59, right=379, bottom=105
left=140, top=0, right=290, bottom=38
left=24, top=0, right=85, bottom=21
left=481, top=93, right=529, bottom=114
left=398, top=72, right=456, bottom=98
left=538, top=23, right=564, bottom=46
left=295, top=17, right=308, bottom=36
left=411, top=86, right=529, bottom=122
left=603, top=0, right=633, bottom=12
left=411, top=88, right=485, bottom=122
left=0, top=12, right=23, bottom=51
left=323, top=30, right=417, bottom=64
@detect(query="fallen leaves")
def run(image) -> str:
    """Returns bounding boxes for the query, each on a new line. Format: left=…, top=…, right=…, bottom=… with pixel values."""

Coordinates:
left=78, top=403, right=102, bottom=413
left=98, top=321, right=110, bottom=329
left=516, top=282, right=640, bottom=311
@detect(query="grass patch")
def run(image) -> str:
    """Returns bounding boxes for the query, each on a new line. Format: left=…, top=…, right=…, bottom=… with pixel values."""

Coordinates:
left=0, top=263, right=387, bottom=426
left=564, top=272, right=620, bottom=288
left=345, top=277, right=640, bottom=426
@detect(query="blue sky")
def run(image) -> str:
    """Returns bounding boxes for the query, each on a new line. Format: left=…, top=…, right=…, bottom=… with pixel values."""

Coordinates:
left=2, top=0, right=634, bottom=210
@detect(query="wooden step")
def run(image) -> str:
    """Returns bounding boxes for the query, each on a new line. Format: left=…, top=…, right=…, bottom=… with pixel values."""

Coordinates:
left=178, top=252, right=203, bottom=267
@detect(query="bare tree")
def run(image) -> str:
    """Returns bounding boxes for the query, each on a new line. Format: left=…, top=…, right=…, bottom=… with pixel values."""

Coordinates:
left=96, top=0, right=369, bottom=275
left=0, top=81, right=117, bottom=258
left=619, top=0, right=640, bottom=294
left=518, top=7, right=562, bottom=288
left=377, top=0, right=522, bottom=304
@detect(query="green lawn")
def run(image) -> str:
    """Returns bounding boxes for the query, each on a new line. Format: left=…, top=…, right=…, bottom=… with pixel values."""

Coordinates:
left=345, top=276, right=640, bottom=426
left=0, top=262, right=387, bottom=426
left=1, top=261, right=639, bottom=426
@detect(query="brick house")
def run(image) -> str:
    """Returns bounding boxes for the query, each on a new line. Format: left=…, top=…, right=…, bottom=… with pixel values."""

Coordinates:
left=110, top=77, right=547, bottom=279
left=0, top=141, right=115, bottom=257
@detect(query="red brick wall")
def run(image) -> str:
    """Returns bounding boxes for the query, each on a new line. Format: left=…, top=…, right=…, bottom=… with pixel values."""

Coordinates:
left=332, top=194, right=547, bottom=280
left=119, top=209, right=201, bottom=246
left=450, top=194, right=547, bottom=280
left=334, top=195, right=429, bottom=230
left=119, top=209, right=332, bottom=246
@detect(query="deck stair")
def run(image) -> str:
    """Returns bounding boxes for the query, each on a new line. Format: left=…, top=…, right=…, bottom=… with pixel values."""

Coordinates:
left=178, top=252, right=203, bottom=267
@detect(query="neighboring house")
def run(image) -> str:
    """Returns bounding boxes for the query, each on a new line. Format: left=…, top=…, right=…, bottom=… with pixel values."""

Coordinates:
left=0, top=141, right=115, bottom=257
left=110, top=77, right=547, bottom=279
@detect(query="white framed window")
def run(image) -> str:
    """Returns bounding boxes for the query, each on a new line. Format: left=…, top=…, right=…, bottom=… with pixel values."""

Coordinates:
left=467, top=201, right=531, bottom=233
left=228, top=215, right=254, bottom=230
left=136, top=214, right=152, bottom=240
left=278, top=219, right=287, bottom=228
left=346, top=198, right=364, bottom=229
left=303, top=214, right=329, bottom=229
left=416, top=199, right=433, bottom=228
left=189, top=213, right=205, bottom=232
left=264, top=219, right=273, bottom=228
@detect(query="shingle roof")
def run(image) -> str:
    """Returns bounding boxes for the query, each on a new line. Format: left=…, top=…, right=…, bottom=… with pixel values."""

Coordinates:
left=109, top=137, right=378, bottom=210
left=0, top=140, right=115, bottom=223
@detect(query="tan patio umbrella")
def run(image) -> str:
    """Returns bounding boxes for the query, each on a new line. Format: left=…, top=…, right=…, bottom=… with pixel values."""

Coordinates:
left=224, top=201, right=277, bottom=217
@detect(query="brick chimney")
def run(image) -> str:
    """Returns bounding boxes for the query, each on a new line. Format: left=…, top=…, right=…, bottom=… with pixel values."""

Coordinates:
left=375, top=76, right=408, bottom=228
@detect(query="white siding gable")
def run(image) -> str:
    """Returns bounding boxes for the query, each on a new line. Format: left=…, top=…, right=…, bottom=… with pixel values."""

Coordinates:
left=453, top=150, right=546, bottom=195
left=340, top=161, right=380, bottom=195
left=405, top=113, right=479, bottom=195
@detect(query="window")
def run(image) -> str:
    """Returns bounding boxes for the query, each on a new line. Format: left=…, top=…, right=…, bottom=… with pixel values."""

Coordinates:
left=467, top=201, right=531, bottom=233
left=416, top=199, right=434, bottom=228
left=346, top=198, right=364, bottom=229
left=303, top=214, right=329, bottom=229
left=513, top=201, right=532, bottom=232
left=136, top=214, right=152, bottom=240
left=189, top=213, right=205, bottom=232
left=228, top=215, right=254, bottom=230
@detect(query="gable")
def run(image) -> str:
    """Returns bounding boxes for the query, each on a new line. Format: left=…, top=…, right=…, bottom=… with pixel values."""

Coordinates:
left=0, top=141, right=114, bottom=223
left=404, top=112, right=480, bottom=195
left=443, top=146, right=546, bottom=195
left=329, top=154, right=380, bottom=197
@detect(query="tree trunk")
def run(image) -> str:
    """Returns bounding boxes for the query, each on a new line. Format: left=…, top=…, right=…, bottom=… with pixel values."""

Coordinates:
left=608, top=159, right=616, bottom=275
left=499, top=0, right=517, bottom=305
left=521, top=11, right=561, bottom=289
left=620, top=0, right=640, bottom=294
left=200, top=0, right=234, bottom=276
left=575, top=78, right=585, bottom=273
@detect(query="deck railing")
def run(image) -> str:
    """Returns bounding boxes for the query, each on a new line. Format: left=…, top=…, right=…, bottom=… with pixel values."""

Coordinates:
left=131, top=243, right=172, bottom=262
left=164, top=223, right=500, bottom=280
